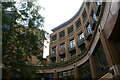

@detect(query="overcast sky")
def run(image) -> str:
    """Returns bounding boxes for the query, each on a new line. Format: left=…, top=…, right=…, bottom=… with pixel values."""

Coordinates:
left=37, top=0, right=83, bottom=58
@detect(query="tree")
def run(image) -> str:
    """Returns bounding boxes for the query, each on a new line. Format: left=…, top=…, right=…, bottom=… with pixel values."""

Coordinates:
left=2, top=1, right=47, bottom=78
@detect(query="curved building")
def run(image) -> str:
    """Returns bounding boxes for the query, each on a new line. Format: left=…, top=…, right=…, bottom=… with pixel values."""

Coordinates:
left=38, top=1, right=120, bottom=79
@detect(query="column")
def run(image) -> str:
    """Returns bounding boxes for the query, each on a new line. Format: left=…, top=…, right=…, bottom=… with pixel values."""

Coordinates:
left=56, top=33, right=60, bottom=63
left=56, top=45, right=60, bottom=63
left=73, top=67, right=79, bottom=80
left=89, top=55, right=97, bottom=78
left=74, top=35, right=79, bottom=55
left=65, top=28, right=70, bottom=60
left=53, top=70, right=59, bottom=80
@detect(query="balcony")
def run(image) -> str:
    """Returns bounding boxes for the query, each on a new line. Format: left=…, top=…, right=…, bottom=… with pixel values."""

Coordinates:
left=50, top=53, right=56, bottom=59
left=59, top=48, right=65, bottom=56
left=78, top=38, right=85, bottom=47
left=69, top=47, right=76, bottom=55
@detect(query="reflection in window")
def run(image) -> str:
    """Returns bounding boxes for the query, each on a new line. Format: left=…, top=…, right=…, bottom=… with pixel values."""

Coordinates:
left=68, top=25, right=74, bottom=35
left=52, top=46, right=56, bottom=54
left=75, top=18, right=82, bottom=30
left=82, top=9, right=87, bottom=22
left=59, top=30, right=65, bottom=39
left=86, top=2, right=90, bottom=11
left=86, top=24, right=92, bottom=35
left=69, top=39, right=76, bottom=48
left=52, top=34, right=57, bottom=43
left=91, top=10, right=97, bottom=21
left=78, top=33, right=84, bottom=40
left=60, top=43, right=65, bottom=49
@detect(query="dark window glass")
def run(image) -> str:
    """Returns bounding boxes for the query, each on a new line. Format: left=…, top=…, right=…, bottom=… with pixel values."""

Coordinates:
left=52, top=46, right=56, bottom=54
left=86, top=2, right=90, bottom=10
left=67, top=25, right=74, bottom=35
left=75, top=18, right=82, bottom=30
left=82, top=9, right=87, bottom=22
left=60, top=43, right=65, bottom=49
left=52, top=34, right=57, bottom=43
left=59, top=30, right=65, bottom=39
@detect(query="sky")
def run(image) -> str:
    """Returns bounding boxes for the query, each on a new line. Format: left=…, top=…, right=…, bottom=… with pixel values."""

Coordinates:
left=37, top=0, right=83, bottom=58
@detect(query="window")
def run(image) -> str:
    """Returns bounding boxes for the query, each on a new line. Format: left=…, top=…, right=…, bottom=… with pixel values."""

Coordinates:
left=86, top=23, right=92, bottom=35
left=96, top=0, right=102, bottom=6
left=63, top=72, right=67, bottom=76
left=67, top=25, right=74, bottom=35
left=69, top=39, right=76, bottom=48
left=91, top=10, right=97, bottom=21
left=60, top=43, right=65, bottom=49
left=75, top=18, right=82, bottom=30
left=51, top=34, right=57, bottom=43
left=86, top=2, right=90, bottom=11
left=82, top=9, right=87, bottom=22
left=52, top=46, right=56, bottom=54
left=59, top=30, right=65, bottom=39
left=95, top=0, right=102, bottom=16
left=78, top=33, right=84, bottom=40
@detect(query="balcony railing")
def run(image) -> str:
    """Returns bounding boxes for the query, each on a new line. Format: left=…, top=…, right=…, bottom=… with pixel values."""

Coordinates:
left=59, top=48, right=65, bottom=56
left=35, top=46, right=90, bottom=69
left=78, top=38, right=85, bottom=47
left=69, top=47, right=76, bottom=55
left=78, top=48, right=87, bottom=58
left=35, top=49, right=88, bottom=69
left=50, top=53, right=56, bottom=58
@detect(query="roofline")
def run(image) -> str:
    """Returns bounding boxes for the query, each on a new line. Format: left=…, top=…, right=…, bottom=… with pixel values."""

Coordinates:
left=51, top=3, right=84, bottom=32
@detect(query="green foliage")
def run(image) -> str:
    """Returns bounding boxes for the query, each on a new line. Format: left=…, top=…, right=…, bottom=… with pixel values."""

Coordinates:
left=2, top=1, right=47, bottom=78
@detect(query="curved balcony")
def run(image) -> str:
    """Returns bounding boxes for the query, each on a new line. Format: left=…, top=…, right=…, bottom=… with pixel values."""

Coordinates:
left=38, top=2, right=104, bottom=70
left=35, top=2, right=120, bottom=80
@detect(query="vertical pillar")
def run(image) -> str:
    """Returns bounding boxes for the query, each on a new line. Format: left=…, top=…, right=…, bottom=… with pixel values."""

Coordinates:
left=49, top=34, right=52, bottom=63
left=56, top=45, right=60, bottom=63
left=56, top=33, right=60, bottom=63
left=74, top=35, right=79, bottom=55
left=89, top=55, right=97, bottom=78
left=73, top=67, right=79, bottom=80
left=53, top=70, right=59, bottom=80
left=65, top=28, right=70, bottom=60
